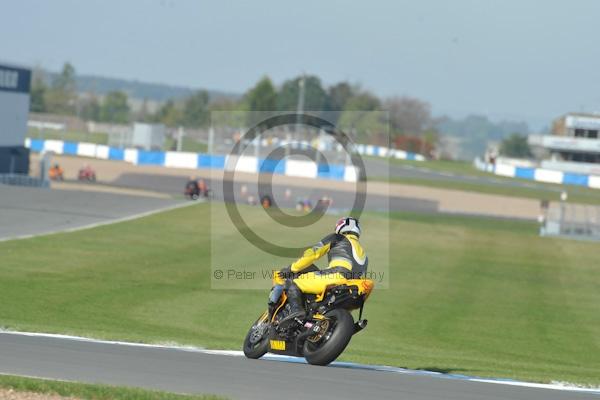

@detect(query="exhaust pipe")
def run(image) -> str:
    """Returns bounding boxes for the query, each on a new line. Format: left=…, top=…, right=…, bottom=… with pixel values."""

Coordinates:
left=354, top=319, right=368, bottom=334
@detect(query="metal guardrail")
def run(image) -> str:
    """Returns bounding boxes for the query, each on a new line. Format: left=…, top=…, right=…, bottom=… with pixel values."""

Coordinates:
left=541, top=202, right=600, bottom=241
left=0, top=174, right=49, bottom=188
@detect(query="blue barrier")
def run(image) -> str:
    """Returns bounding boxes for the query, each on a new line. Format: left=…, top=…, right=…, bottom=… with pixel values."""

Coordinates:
left=63, top=141, right=78, bottom=155
left=137, top=151, right=165, bottom=165
left=108, top=147, right=125, bottom=161
left=197, top=154, right=225, bottom=169
left=29, top=139, right=44, bottom=152
left=563, top=173, right=589, bottom=187
left=259, top=158, right=286, bottom=174
left=24, top=138, right=428, bottom=182
left=515, top=167, right=535, bottom=180
left=317, top=163, right=346, bottom=180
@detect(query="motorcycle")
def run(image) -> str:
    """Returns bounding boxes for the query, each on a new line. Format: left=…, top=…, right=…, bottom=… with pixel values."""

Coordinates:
left=78, top=165, right=96, bottom=182
left=243, top=268, right=374, bottom=366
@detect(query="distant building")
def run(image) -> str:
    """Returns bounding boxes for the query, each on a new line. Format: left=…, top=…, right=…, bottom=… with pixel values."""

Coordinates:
left=0, top=62, right=31, bottom=174
left=529, top=113, right=600, bottom=175
left=108, top=122, right=165, bottom=150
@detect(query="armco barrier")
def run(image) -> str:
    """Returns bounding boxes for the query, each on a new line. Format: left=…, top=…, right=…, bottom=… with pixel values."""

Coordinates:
left=473, top=158, right=600, bottom=190
left=25, top=139, right=368, bottom=182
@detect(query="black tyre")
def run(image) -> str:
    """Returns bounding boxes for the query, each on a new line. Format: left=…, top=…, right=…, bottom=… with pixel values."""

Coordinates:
left=303, top=309, right=354, bottom=366
left=243, top=312, right=270, bottom=359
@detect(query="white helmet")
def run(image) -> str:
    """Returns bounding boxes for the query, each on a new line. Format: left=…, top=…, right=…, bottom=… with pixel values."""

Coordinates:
left=335, top=217, right=361, bottom=237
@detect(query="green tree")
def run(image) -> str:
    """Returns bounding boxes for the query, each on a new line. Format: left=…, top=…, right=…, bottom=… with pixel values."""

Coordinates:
left=45, top=62, right=77, bottom=115
left=385, top=96, right=432, bottom=137
left=342, top=91, right=380, bottom=111
left=100, top=91, right=130, bottom=123
left=29, top=68, right=47, bottom=113
left=80, top=94, right=101, bottom=121
left=327, top=82, right=355, bottom=111
left=154, top=99, right=183, bottom=127
left=245, top=76, right=276, bottom=111
left=337, top=90, right=382, bottom=142
left=209, top=98, right=247, bottom=128
left=499, top=133, right=532, bottom=158
left=276, top=75, right=328, bottom=111
left=244, top=76, right=277, bottom=126
left=182, top=90, right=210, bottom=128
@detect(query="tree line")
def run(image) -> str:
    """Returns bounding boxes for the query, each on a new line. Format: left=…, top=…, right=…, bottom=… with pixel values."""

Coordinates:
left=30, top=62, right=532, bottom=159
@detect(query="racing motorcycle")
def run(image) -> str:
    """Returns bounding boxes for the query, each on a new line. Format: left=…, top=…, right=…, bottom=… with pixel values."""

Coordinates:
left=243, top=267, right=374, bottom=366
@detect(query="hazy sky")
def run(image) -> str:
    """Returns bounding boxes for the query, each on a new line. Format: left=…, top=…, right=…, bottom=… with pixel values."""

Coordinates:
left=3, top=0, right=600, bottom=128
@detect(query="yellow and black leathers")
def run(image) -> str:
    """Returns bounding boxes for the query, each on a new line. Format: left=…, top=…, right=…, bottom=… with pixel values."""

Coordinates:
left=289, top=232, right=368, bottom=295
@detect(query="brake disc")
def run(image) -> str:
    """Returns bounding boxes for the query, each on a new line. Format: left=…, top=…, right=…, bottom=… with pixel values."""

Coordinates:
left=308, top=319, right=330, bottom=343
left=249, top=323, right=268, bottom=344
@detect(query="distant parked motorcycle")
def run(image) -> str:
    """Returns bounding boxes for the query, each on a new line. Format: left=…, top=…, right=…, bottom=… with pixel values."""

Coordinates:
left=184, top=178, right=211, bottom=200
left=78, top=165, right=96, bottom=182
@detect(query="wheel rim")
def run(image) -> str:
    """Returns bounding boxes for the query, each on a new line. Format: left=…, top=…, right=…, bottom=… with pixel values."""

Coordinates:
left=249, top=322, right=267, bottom=345
left=305, top=316, right=337, bottom=350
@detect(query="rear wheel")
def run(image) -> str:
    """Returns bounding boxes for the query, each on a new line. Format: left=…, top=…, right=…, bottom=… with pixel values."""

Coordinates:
left=243, top=312, right=270, bottom=359
left=303, top=309, right=354, bottom=366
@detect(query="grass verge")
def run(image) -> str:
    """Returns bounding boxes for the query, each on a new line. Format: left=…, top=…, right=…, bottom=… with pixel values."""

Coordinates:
left=369, top=157, right=600, bottom=205
left=0, top=203, right=598, bottom=385
left=27, top=129, right=109, bottom=145
left=0, top=374, right=226, bottom=400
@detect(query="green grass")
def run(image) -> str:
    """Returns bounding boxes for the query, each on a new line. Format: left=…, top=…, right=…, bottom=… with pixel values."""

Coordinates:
left=0, top=203, right=599, bottom=385
left=27, top=128, right=208, bottom=154
left=386, top=176, right=600, bottom=205
left=163, top=137, right=208, bottom=153
left=371, top=156, right=600, bottom=205
left=385, top=157, right=493, bottom=178
left=0, top=375, right=225, bottom=400
left=27, top=129, right=109, bottom=145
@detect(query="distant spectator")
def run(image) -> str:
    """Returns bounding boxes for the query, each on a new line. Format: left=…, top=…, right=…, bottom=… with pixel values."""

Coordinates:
left=49, top=164, right=64, bottom=181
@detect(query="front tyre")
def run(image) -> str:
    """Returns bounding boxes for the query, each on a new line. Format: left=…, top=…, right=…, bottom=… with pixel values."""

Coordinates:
left=303, top=309, right=354, bottom=366
left=243, top=312, right=270, bottom=359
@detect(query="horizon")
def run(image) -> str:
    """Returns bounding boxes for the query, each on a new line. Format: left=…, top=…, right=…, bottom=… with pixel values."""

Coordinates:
left=4, top=0, right=600, bottom=130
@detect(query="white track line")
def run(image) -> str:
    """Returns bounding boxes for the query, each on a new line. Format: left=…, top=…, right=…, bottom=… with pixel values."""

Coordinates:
left=0, top=200, right=201, bottom=243
left=1, top=330, right=598, bottom=395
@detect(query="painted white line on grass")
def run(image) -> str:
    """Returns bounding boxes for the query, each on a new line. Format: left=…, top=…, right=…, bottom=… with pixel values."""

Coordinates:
left=0, top=200, right=202, bottom=243
left=1, top=330, right=598, bottom=395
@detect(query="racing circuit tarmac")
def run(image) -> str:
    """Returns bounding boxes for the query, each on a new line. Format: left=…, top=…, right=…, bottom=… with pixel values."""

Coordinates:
left=0, top=184, right=186, bottom=241
left=0, top=332, right=597, bottom=400
left=111, top=172, right=439, bottom=214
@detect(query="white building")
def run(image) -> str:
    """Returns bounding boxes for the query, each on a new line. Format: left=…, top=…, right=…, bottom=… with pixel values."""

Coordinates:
left=108, top=122, right=165, bottom=150
left=529, top=113, right=600, bottom=175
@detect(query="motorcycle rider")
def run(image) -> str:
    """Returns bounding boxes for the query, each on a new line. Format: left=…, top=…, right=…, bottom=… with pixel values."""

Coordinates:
left=275, top=217, right=368, bottom=325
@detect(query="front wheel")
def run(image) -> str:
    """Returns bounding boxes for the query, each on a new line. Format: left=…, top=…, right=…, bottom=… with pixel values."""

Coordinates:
left=243, top=312, right=270, bottom=359
left=303, top=309, right=354, bottom=366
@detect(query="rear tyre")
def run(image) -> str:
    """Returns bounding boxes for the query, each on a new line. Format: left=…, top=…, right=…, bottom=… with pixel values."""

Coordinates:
left=243, top=312, right=270, bottom=359
left=303, top=309, right=354, bottom=366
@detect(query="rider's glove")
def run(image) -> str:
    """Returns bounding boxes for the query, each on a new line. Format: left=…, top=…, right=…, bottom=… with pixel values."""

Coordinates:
left=277, top=265, right=293, bottom=280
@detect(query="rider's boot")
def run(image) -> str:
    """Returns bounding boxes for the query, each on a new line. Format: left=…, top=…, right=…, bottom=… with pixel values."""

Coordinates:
left=279, top=282, right=306, bottom=326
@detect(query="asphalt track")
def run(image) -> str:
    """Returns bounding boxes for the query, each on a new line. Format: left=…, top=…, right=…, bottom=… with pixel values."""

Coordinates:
left=0, top=184, right=185, bottom=241
left=111, top=172, right=439, bottom=214
left=0, top=332, right=597, bottom=400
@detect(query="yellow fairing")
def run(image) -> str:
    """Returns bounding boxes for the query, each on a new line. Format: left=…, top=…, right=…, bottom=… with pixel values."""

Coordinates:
left=310, top=278, right=374, bottom=303
left=347, top=278, right=375, bottom=298
left=293, top=272, right=347, bottom=295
